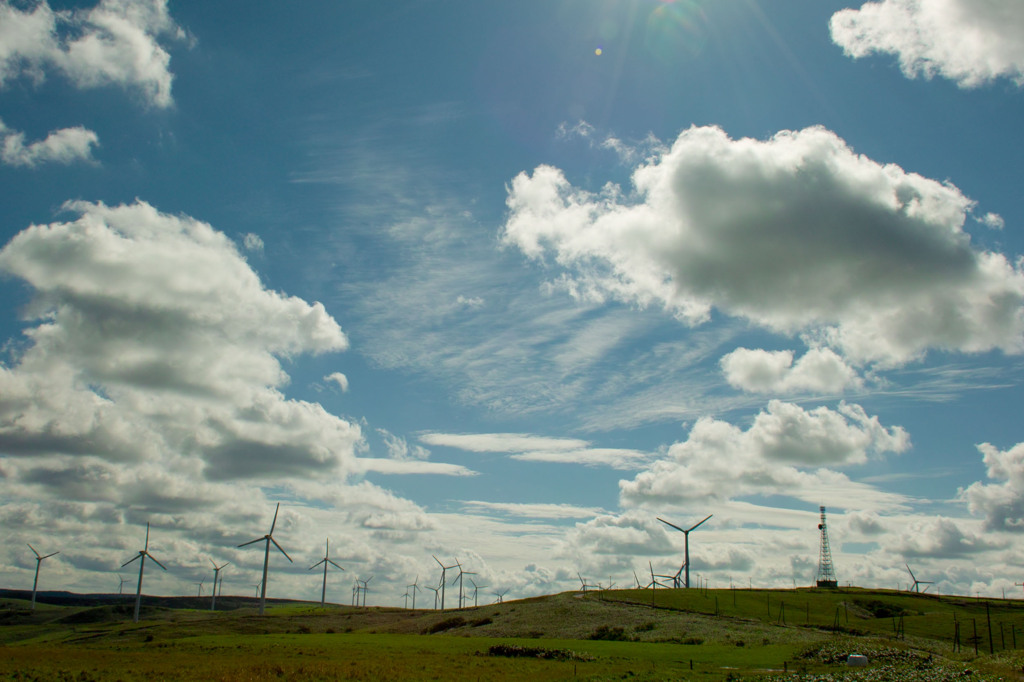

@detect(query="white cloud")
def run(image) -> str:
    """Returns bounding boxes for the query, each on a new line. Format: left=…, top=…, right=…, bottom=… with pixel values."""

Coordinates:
left=0, top=199, right=359, bottom=486
left=962, top=442, right=1024, bottom=531
left=455, top=294, right=484, bottom=309
left=831, top=0, right=1024, bottom=88
left=0, top=119, right=98, bottom=167
left=721, top=347, right=862, bottom=394
left=420, top=431, right=651, bottom=469
left=502, top=125, right=1024, bottom=366
left=888, top=517, right=1002, bottom=557
left=619, top=400, right=910, bottom=510
left=461, top=500, right=604, bottom=520
left=353, top=458, right=476, bottom=477
left=420, top=432, right=589, bottom=453
left=242, top=232, right=264, bottom=253
left=510, top=447, right=652, bottom=470
left=324, top=371, right=349, bottom=392
left=0, top=0, right=186, bottom=107
left=376, top=428, right=430, bottom=461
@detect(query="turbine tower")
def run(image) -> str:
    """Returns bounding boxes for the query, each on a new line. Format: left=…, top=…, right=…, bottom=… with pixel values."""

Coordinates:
left=407, top=576, right=419, bottom=610
left=121, top=522, right=167, bottom=622
left=238, top=503, right=293, bottom=615
left=433, top=555, right=457, bottom=609
left=210, top=559, right=229, bottom=611
left=309, top=538, right=344, bottom=607
left=27, top=544, right=59, bottom=610
left=815, top=506, right=838, bottom=588
left=657, top=513, right=712, bottom=588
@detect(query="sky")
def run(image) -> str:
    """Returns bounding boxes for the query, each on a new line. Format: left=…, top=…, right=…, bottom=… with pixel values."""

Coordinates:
left=1, top=0, right=1024, bottom=606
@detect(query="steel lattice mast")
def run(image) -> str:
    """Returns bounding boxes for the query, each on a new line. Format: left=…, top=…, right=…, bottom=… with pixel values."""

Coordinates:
left=815, top=506, right=838, bottom=588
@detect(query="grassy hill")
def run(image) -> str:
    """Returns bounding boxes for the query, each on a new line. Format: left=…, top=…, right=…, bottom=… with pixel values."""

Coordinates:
left=2, top=587, right=1023, bottom=680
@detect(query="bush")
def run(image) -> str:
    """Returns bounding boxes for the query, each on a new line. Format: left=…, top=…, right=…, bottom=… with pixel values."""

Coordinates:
left=471, top=617, right=492, bottom=627
left=424, top=616, right=466, bottom=634
left=635, top=621, right=656, bottom=632
left=487, top=644, right=594, bottom=662
left=589, top=625, right=628, bottom=641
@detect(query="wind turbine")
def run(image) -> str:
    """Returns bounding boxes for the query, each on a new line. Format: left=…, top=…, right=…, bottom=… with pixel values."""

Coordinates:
left=238, top=503, right=292, bottom=616
left=27, top=544, right=59, bottom=610
left=493, top=588, right=509, bottom=604
left=407, top=576, right=420, bottom=610
left=433, top=555, right=457, bottom=609
left=309, top=538, right=344, bottom=607
left=469, top=577, right=486, bottom=607
left=449, top=558, right=471, bottom=609
left=117, top=574, right=130, bottom=595
left=121, top=523, right=167, bottom=623
left=210, top=560, right=229, bottom=611
left=195, top=578, right=205, bottom=597
left=579, top=572, right=599, bottom=594
left=906, top=564, right=933, bottom=593
left=358, top=576, right=372, bottom=607
left=425, top=584, right=440, bottom=609
left=657, top=514, right=712, bottom=589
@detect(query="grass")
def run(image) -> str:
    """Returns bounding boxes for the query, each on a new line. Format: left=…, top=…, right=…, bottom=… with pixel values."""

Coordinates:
left=1, top=588, right=1021, bottom=680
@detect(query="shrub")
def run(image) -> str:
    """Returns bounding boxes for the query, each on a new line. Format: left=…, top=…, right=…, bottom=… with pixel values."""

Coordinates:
left=589, top=625, right=628, bottom=641
left=424, top=616, right=466, bottom=634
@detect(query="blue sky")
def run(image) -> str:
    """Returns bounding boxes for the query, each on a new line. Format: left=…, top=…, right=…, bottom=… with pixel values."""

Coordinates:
left=2, top=0, right=1024, bottom=605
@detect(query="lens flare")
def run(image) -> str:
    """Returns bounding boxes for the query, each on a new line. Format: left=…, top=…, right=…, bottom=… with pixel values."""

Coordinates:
left=645, top=0, right=709, bottom=61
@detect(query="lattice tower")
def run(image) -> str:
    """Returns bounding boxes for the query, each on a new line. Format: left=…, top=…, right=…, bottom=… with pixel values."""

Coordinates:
left=816, top=505, right=838, bottom=588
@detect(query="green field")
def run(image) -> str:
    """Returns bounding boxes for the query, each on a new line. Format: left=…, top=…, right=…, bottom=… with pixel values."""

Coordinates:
left=2, top=587, right=1022, bottom=680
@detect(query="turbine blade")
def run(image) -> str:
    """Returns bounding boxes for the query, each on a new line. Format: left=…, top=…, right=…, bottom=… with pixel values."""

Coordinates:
left=310, top=559, right=326, bottom=570
left=687, top=514, right=713, bottom=532
left=121, top=554, right=141, bottom=568
left=238, top=537, right=265, bottom=548
left=145, top=522, right=151, bottom=550
left=328, top=560, right=343, bottom=570
left=657, top=517, right=685, bottom=533
left=146, top=552, right=168, bottom=571
left=270, top=536, right=293, bottom=562
left=41, top=551, right=59, bottom=560
left=269, top=503, right=280, bottom=535
left=433, top=555, right=443, bottom=567
left=210, top=557, right=218, bottom=568
left=27, top=543, right=40, bottom=558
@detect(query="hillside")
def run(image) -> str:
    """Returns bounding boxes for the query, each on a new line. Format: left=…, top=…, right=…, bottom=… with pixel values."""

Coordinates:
left=2, top=587, right=1023, bottom=680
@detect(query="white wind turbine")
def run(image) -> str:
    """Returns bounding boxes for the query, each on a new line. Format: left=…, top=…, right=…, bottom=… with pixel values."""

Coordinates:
left=210, top=559, right=229, bottom=611
left=309, top=538, right=344, bottom=607
left=28, top=544, right=59, bottom=610
left=121, top=523, right=167, bottom=623
left=238, top=503, right=292, bottom=616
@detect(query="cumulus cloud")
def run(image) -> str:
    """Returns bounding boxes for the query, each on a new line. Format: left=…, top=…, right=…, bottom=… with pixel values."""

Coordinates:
left=0, top=0, right=186, bottom=107
left=0, top=119, right=98, bottom=167
left=502, top=125, right=1024, bottom=366
left=962, top=442, right=1024, bottom=531
left=830, top=0, right=1024, bottom=88
left=324, top=371, right=349, bottom=392
left=890, top=517, right=1002, bottom=557
left=619, top=400, right=910, bottom=510
left=0, top=199, right=358, bottom=486
left=721, top=347, right=862, bottom=394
